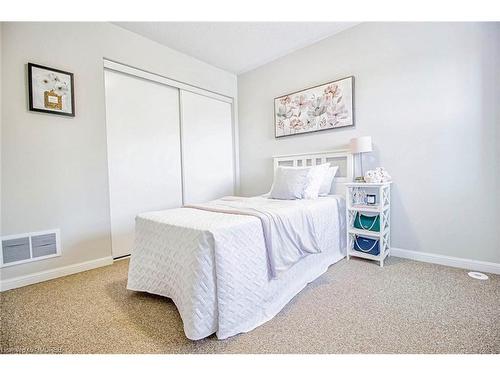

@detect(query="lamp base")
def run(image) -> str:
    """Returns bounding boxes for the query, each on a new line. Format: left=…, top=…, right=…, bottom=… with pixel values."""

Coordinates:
left=353, top=152, right=367, bottom=183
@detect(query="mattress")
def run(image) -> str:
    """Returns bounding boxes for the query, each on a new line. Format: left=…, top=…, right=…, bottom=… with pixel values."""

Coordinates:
left=127, top=195, right=346, bottom=340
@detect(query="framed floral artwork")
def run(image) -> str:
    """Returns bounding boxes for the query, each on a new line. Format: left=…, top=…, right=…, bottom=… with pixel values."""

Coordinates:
left=274, top=76, right=354, bottom=138
left=28, top=63, right=75, bottom=117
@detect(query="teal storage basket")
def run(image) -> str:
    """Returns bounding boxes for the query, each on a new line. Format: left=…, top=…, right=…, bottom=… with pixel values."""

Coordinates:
left=354, top=212, right=380, bottom=232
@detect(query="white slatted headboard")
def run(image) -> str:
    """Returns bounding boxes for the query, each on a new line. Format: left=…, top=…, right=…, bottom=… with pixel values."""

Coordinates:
left=273, top=149, right=353, bottom=196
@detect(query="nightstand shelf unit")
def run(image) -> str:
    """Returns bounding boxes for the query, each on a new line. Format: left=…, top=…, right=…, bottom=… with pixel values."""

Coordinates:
left=345, top=182, right=392, bottom=267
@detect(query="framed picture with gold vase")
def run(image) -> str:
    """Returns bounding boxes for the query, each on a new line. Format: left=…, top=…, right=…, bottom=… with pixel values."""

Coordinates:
left=28, top=63, right=75, bottom=117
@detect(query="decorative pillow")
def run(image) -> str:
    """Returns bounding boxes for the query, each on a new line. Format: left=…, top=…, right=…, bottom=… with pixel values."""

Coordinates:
left=318, top=166, right=339, bottom=196
left=269, top=166, right=310, bottom=200
left=303, top=163, right=331, bottom=199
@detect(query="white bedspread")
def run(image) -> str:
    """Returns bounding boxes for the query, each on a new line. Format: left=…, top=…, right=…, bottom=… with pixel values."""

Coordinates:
left=186, top=196, right=324, bottom=278
left=127, top=195, right=346, bottom=340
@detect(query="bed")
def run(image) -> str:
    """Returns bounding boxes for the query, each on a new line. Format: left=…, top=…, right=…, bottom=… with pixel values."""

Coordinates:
left=127, top=150, right=353, bottom=340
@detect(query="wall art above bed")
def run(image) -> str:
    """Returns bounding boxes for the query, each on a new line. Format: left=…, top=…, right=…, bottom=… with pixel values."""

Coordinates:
left=274, top=76, right=354, bottom=138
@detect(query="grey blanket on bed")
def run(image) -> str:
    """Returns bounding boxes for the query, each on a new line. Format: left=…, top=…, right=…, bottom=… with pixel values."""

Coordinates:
left=185, top=196, right=323, bottom=278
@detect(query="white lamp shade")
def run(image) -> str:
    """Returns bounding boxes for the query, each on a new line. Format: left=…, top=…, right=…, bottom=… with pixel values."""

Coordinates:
left=350, top=136, right=373, bottom=153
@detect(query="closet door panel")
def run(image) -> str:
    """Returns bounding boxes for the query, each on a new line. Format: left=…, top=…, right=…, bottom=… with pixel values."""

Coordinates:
left=181, top=91, right=234, bottom=204
left=104, top=69, right=182, bottom=258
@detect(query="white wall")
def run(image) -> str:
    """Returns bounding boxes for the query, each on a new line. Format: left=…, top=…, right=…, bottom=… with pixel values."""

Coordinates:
left=0, top=23, right=3, bottom=237
left=238, top=22, right=500, bottom=263
left=1, top=22, right=237, bottom=281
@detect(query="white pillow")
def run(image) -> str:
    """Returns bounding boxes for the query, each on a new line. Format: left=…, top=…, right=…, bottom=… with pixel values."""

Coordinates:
left=318, top=166, right=339, bottom=196
left=269, top=166, right=310, bottom=200
left=303, top=163, right=331, bottom=199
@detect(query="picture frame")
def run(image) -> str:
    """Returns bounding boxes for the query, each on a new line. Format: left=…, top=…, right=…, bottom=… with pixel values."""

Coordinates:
left=274, top=76, right=354, bottom=138
left=28, top=62, right=75, bottom=117
left=366, top=194, right=377, bottom=205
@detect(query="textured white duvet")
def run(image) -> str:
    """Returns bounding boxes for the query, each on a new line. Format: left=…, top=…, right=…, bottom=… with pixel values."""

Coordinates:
left=187, top=196, right=327, bottom=278
left=127, top=195, right=346, bottom=340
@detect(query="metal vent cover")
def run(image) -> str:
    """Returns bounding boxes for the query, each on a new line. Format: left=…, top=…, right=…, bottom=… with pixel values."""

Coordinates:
left=31, top=233, right=58, bottom=258
left=2, top=237, right=31, bottom=264
left=1, top=229, right=61, bottom=267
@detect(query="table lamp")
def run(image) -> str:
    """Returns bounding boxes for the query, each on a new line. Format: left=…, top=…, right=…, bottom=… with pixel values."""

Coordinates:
left=350, top=136, right=373, bottom=182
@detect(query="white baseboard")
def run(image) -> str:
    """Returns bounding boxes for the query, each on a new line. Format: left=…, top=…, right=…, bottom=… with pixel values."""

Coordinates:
left=1, top=249, right=497, bottom=292
left=391, top=248, right=500, bottom=275
left=0, top=256, right=114, bottom=292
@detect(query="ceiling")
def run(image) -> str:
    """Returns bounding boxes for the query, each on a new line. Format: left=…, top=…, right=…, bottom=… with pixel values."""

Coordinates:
left=113, top=22, right=359, bottom=74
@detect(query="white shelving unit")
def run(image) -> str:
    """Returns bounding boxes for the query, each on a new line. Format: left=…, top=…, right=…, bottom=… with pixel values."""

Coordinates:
left=346, top=182, right=392, bottom=267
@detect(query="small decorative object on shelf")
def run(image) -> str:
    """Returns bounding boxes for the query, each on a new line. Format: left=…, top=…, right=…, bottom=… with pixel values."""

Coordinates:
left=352, top=187, right=366, bottom=205
left=364, top=167, right=391, bottom=183
left=345, top=181, right=392, bottom=267
left=366, top=194, right=376, bottom=205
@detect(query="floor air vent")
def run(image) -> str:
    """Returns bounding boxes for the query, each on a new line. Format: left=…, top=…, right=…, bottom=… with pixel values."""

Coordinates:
left=467, top=271, right=488, bottom=280
left=1, top=229, right=61, bottom=267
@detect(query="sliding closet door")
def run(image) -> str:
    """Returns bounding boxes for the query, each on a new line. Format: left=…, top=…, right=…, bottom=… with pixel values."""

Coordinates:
left=181, top=91, right=234, bottom=204
left=104, top=69, right=182, bottom=258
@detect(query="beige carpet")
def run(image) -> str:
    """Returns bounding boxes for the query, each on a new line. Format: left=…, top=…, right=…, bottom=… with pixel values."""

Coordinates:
left=1, top=256, right=499, bottom=354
